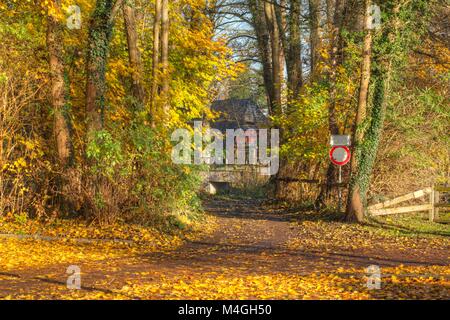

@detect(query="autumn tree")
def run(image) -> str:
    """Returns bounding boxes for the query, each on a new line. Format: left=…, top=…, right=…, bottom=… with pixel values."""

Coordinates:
left=346, top=0, right=433, bottom=221
left=47, top=0, right=74, bottom=167
left=149, top=0, right=170, bottom=122
left=308, top=0, right=321, bottom=78
left=86, top=0, right=123, bottom=135
left=284, top=0, right=303, bottom=99
left=123, top=0, right=145, bottom=107
left=314, top=0, right=351, bottom=207
left=346, top=0, right=372, bottom=221
left=161, top=0, right=170, bottom=116
left=248, top=0, right=275, bottom=110
left=150, top=0, right=162, bottom=120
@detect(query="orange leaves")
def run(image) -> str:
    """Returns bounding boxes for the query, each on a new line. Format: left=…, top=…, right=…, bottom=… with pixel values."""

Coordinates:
left=0, top=214, right=216, bottom=247
left=0, top=199, right=448, bottom=300
left=112, top=268, right=449, bottom=300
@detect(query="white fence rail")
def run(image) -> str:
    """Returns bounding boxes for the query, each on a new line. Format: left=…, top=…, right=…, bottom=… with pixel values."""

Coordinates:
left=368, top=185, right=449, bottom=221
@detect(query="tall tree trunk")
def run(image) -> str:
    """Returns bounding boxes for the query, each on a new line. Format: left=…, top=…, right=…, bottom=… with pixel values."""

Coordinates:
left=348, top=0, right=372, bottom=175
left=264, top=1, right=282, bottom=113
left=346, top=66, right=389, bottom=222
left=354, top=0, right=372, bottom=145
left=287, top=0, right=303, bottom=98
left=346, top=0, right=372, bottom=222
left=150, top=0, right=162, bottom=120
left=276, top=0, right=302, bottom=100
left=309, top=0, right=321, bottom=78
left=273, top=0, right=304, bottom=200
left=327, top=0, right=344, bottom=135
left=123, top=0, right=145, bottom=107
left=47, top=0, right=73, bottom=167
left=85, top=0, right=122, bottom=135
left=315, top=0, right=346, bottom=208
left=248, top=0, right=274, bottom=113
left=161, top=0, right=170, bottom=117
left=345, top=1, right=404, bottom=222
left=277, top=0, right=287, bottom=97
left=266, top=0, right=285, bottom=198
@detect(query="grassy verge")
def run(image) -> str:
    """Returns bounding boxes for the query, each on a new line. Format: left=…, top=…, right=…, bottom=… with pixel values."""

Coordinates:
left=366, top=212, right=450, bottom=238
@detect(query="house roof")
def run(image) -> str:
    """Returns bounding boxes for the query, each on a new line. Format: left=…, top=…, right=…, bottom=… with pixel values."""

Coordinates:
left=210, top=99, right=268, bottom=131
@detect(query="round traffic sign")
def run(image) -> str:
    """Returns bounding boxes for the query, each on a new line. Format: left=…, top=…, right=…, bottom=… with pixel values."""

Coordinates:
left=329, top=146, right=351, bottom=166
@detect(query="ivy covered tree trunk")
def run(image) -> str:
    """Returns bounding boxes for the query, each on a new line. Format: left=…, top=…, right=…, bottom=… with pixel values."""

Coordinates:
left=354, top=0, right=372, bottom=138
left=346, top=69, right=388, bottom=221
left=86, top=0, right=121, bottom=135
left=346, top=1, right=417, bottom=222
left=346, top=0, right=373, bottom=221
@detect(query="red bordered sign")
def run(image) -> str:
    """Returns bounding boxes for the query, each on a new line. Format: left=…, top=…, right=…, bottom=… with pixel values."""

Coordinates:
left=329, top=146, right=351, bottom=166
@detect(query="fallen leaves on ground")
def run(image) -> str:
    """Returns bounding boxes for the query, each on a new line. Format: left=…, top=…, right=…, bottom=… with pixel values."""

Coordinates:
left=0, top=200, right=449, bottom=300
left=0, top=214, right=216, bottom=245
left=287, top=219, right=450, bottom=259
left=114, top=265, right=449, bottom=300
left=0, top=237, right=131, bottom=271
left=0, top=215, right=217, bottom=271
left=4, top=266, right=448, bottom=300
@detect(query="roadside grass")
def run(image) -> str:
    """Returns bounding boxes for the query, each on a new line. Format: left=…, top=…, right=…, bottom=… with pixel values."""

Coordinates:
left=366, top=212, right=450, bottom=238
left=293, top=208, right=450, bottom=239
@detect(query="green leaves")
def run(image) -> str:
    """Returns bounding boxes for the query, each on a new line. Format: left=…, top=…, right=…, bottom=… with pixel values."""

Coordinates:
left=86, top=129, right=124, bottom=178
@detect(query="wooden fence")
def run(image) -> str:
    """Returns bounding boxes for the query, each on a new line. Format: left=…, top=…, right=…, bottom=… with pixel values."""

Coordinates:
left=367, top=184, right=450, bottom=222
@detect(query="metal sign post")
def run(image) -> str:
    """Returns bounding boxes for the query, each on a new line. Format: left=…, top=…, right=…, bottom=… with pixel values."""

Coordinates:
left=330, top=135, right=351, bottom=213
left=338, top=166, right=342, bottom=212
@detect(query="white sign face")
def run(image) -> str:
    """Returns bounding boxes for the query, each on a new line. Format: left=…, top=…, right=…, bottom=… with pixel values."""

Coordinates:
left=330, top=135, right=351, bottom=146
left=332, top=148, right=348, bottom=162
left=329, top=146, right=351, bottom=166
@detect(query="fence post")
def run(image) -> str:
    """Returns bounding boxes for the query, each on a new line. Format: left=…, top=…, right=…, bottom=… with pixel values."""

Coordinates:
left=429, top=186, right=435, bottom=222
left=434, top=189, right=440, bottom=221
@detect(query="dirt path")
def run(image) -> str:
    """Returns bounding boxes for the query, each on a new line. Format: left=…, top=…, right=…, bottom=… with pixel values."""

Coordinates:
left=1, top=198, right=449, bottom=299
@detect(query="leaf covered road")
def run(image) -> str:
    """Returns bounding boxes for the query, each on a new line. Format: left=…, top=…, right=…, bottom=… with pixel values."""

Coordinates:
left=0, top=198, right=449, bottom=299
